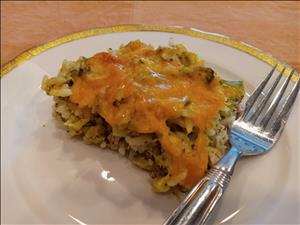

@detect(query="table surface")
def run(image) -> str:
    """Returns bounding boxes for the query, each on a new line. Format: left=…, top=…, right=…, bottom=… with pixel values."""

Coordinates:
left=1, top=1, right=300, bottom=71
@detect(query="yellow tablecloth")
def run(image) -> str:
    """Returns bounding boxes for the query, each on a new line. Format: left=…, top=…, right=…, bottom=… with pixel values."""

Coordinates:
left=1, top=1, right=299, bottom=71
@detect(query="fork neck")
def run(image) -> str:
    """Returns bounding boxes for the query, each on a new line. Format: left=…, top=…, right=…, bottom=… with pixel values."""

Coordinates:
left=214, top=146, right=241, bottom=175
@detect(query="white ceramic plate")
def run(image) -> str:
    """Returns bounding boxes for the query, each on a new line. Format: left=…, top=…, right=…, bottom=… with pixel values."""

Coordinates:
left=1, top=25, right=299, bottom=224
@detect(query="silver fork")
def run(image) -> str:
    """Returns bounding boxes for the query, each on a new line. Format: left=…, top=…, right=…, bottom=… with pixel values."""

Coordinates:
left=164, top=65, right=300, bottom=225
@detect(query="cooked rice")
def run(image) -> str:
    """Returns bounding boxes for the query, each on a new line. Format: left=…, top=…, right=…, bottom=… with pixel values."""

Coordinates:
left=41, top=41, right=244, bottom=193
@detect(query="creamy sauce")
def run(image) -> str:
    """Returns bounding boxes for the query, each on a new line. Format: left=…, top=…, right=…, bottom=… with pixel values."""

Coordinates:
left=70, top=42, right=226, bottom=187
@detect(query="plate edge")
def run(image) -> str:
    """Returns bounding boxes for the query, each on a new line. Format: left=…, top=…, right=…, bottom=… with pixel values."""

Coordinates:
left=0, top=24, right=298, bottom=78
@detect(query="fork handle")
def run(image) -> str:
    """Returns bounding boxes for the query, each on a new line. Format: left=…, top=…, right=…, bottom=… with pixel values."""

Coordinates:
left=164, top=147, right=241, bottom=225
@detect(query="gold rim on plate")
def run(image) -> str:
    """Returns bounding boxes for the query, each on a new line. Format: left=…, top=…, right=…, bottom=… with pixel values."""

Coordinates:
left=0, top=24, right=297, bottom=77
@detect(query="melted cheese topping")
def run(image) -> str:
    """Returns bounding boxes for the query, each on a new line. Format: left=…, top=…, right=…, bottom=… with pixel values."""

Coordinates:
left=70, top=41, right=226, bottom=188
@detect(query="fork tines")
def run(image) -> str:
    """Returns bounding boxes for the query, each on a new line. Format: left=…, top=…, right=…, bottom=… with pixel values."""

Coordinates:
left=243, top=65, right=299, bottom=136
